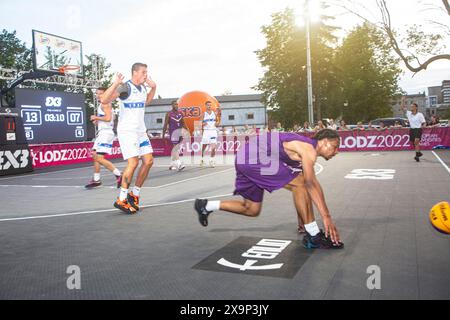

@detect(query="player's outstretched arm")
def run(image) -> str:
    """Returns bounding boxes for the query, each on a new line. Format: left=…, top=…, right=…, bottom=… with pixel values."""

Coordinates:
left=162, top=113, right=169, bottom=138
left=145, top=77, right=157, bottom=105
left=215, top=108, right=221, bottom=127
left=102, top=73, right=124, bottom=104
left=296, top=143, right=341, bottom=244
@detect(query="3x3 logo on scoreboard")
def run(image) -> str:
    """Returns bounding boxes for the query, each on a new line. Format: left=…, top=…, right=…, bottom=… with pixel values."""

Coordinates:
left=15, top=88, right=87, bottom=144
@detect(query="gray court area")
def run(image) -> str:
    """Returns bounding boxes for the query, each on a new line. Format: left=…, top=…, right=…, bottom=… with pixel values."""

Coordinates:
left=0, top=151, right=449, bottom=300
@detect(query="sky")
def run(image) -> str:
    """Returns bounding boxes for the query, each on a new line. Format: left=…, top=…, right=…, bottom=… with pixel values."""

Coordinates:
left=1, top=0, right=450, bottom=98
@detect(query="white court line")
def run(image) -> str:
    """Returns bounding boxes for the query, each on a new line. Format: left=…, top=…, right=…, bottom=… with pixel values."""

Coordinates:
left=0, top=168, right=234, bottom=189
left=0, top=193, right=233, bottom=223
left=0, top=163, right=230, bottom=181
left=432, top=151, right=450, bottom=174
left=146, top=168, right=233, bottom=189
left=33, top=177, right=88, bottom=181
left=0, top=185, right=84, bottom=188
left=0, top=162, right=325, bottom=222
left=0, top=166, right=93, bottom=181
left=29, top=165, right=228, bottom=180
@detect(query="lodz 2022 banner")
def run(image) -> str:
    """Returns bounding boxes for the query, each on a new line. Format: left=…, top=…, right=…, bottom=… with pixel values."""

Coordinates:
left=29, top=127, right=450, bottom=169
left=334, top=127, right=450, bottom=151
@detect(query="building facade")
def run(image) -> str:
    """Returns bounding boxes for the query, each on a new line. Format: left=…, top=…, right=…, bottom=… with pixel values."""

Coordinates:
left=427, top=80, right=450, bottom=118
left=391, top=93, right=427, bottom=118
left=144, top=94, right=267, bottom=136
left=442, top=80, right=450, bottom=104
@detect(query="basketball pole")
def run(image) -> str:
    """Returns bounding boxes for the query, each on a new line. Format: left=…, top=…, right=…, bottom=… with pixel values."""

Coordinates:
left=305, top=0, right=314, bottom=125
left=92, top=54, right=100, bottom=138
left=0, top=70, right=56, bottom=96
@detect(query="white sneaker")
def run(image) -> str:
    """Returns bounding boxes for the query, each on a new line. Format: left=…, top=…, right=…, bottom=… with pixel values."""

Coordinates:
left=177, top=162, right=186, bottom=171
left=200, top=159, right=205, bottom=167
left=209, top=159, right=215, bottom=168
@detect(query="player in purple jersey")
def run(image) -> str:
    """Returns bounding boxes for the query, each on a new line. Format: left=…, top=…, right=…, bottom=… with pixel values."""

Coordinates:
left=163, top=100, right=188, bottom=171
left=194, top=129, right=344, bottom=249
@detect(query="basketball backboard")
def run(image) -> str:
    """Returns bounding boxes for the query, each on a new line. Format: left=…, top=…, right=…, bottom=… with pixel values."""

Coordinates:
left=32, top=30, right=84, bottom=77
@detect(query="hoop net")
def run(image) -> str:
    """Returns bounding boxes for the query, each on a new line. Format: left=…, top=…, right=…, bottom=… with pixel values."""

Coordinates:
left=58, top=65, right=80, bottom=84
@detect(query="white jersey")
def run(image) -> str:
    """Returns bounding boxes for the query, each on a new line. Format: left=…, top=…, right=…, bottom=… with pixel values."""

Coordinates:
left=97, top=104, right=115, bottom=132
left=406, top=111, right=426, bottom=129
left=117, top=80, right=148, bottom=133
left=203, top=111, right=217, bottom=131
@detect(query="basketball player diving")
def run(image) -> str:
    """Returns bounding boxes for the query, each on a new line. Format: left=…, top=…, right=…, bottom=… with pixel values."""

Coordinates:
left=194, top=129, right=344, bottom=249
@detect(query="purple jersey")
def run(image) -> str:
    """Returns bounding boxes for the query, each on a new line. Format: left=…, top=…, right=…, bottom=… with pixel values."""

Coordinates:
left=168, top=110, right=184, bottom=144
left=234, top=132, right=318, bottom=202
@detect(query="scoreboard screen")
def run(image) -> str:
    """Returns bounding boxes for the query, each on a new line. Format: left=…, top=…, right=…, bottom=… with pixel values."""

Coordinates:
left=15, top=88, right=87, bottom=144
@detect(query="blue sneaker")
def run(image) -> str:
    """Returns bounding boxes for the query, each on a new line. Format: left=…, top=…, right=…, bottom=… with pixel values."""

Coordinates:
left=303, top=230, right=344, bottom=249
left=195, top=199, right=212, bottom=227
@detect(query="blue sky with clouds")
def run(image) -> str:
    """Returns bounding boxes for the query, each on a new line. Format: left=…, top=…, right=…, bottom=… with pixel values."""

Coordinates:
left=1, top=0, right=449, bottom=98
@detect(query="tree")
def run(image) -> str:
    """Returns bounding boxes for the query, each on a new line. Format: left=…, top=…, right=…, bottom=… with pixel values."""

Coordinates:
left=333, top=23, right=402, bottom=123
left=254, top=7, right=339, bottom=128
left=333, top=0, right=450, bottom=75
left=82, top=54, right=114, bottom=139
left=0, top=29, right=33, bottom=89
left=83, top=53, right=113, bottom=109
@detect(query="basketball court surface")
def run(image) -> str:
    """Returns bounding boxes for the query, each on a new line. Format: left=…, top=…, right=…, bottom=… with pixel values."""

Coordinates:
left=0, top=150, right=449, bottom=300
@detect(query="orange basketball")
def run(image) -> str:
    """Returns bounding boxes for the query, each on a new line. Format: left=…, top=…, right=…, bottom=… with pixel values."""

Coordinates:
left=177, top=91, right=220, bottom=134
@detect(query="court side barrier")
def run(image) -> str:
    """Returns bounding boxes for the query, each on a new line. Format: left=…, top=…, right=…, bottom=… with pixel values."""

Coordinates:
left=28, top=127, right=450, bottom=169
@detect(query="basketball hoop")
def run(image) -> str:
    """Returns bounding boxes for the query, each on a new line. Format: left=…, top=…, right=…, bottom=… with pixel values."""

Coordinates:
left=58, top=65, right=80, bottom=75
left=58, top=65, right=80, bottom=85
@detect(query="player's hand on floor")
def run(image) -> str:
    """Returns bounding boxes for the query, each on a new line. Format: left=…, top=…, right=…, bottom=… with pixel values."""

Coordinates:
left=323, top=216, right=341, bottom=245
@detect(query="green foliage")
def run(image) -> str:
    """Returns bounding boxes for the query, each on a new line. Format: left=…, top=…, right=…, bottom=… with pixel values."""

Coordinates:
left=333, top=23, right=402, bottom=123
left=0, top=29, right=114, bottom=137
left=254, top=7, right=339, bottom=128
left=404, top=24, right=445, bottom=57
left=83, top=53, right=114, bottom=112
left=0, top=29, right=33, bottom=88
left=255, top=10, right=402, bottom=127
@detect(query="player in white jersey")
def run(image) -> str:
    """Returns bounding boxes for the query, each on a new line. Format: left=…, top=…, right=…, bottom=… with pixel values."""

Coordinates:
left=85, top=87, right=122, bottom=189
left=101, top=63, right=157, bottom=214
left=200, top=101, right=221, bottom=167
left=402, top=98, right=426, bottom=162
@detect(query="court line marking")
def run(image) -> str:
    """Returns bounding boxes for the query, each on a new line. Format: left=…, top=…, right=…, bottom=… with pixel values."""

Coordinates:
left=0, top=168, right=234, bottom=189
left=0, top=164, right=175, bottom=181
left=0, top=164, right=320, bottom=189
left=0, top=162, right=325, bottom=223
left=432, top=151, right=450, bottom=174
left=30, top=165, right=233, bottom=181
left=0, top=194, right=234, bottom=223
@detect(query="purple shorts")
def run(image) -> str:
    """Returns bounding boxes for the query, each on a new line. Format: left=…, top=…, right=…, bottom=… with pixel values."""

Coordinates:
left=233, top=167, right=265, bottom=203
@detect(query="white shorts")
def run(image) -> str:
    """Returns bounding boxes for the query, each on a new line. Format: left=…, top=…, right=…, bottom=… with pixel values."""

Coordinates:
left=118, top=131, right=153, bottom=160
left=93, top=130, right=115, bottom=155
left=202, top=129, right=218, bottom=145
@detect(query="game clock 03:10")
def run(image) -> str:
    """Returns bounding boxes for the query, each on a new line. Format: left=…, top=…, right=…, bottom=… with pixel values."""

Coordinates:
left=21, top=110, right=84, bottom=126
